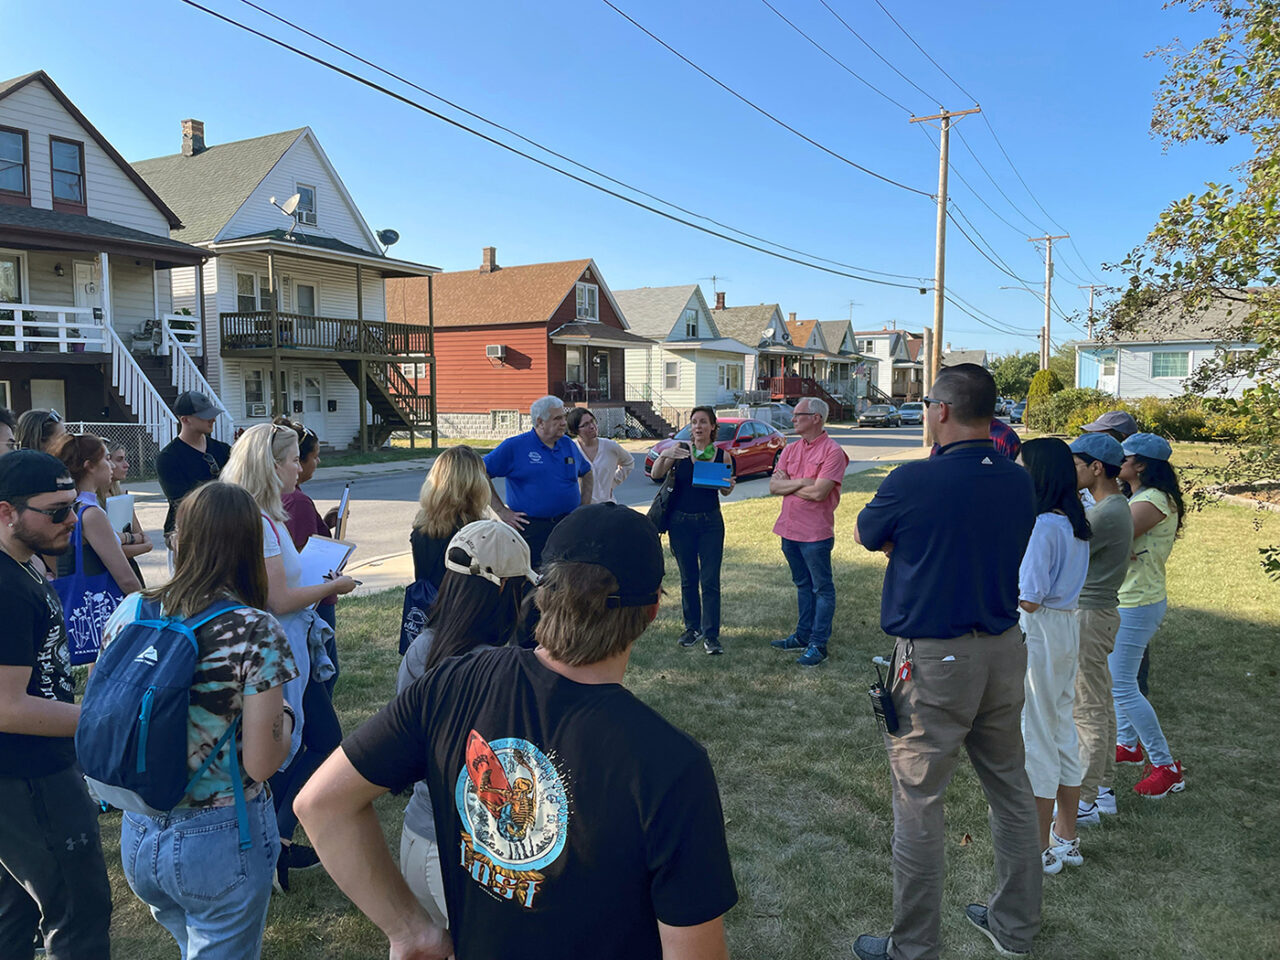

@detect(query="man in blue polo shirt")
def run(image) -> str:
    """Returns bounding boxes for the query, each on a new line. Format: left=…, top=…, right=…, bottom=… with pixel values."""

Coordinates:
left=851, top=364, right=1041, bottom=960
left=485, top=395, right=592, bottom=567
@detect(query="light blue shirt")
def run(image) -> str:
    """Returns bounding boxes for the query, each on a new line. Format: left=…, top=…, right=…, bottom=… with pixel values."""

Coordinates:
left=1019, top=513, right=1090, bottom=611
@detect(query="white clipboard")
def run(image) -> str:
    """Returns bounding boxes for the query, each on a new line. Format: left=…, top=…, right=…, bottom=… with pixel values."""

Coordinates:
left=334, top=483, right=351, bottom=540
left=297, top=536, right=357, bottom=588
left=105, top=494, right=135, bottom=532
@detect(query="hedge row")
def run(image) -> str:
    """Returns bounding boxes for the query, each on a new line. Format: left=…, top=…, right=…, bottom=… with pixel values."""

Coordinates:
left=1023, top=388, right=1251, bottom=441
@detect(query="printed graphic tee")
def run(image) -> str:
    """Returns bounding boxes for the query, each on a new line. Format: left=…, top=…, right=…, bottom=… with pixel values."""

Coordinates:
left=345, top=645, right=738, bottom=960
left=0, top=549, right=76, bottom=778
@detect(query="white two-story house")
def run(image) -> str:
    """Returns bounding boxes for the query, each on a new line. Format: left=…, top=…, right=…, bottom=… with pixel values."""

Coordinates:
left=614, top=284, right=754, bottom=428
left=853, top=327, right=922, bottom=402
left=133, top=121, right=438, bottom=449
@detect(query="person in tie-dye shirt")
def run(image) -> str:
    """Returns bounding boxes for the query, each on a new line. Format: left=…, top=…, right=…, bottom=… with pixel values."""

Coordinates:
left=100, top=482, right=297, bottom=960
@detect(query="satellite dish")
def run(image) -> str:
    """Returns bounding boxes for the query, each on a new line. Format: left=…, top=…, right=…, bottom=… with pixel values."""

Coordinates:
left=763, top=326, right=775, bottom=338
left=280, top=193, right=301, bottom=216
left=377, top=229, right=400, bottom=247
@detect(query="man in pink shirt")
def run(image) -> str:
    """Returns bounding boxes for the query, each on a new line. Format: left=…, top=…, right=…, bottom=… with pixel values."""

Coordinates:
left=768, top=398, right=850, bottom=666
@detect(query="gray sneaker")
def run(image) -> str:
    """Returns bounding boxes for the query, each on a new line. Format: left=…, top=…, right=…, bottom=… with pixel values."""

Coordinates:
left=677, top=629, right=700, bottom=648
left=964, top=904, right=1030, bottom=957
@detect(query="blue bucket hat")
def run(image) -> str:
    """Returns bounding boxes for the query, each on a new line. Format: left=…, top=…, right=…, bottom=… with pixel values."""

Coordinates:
left=1122, top=433, right=1172, bottom=462
left=1070, top=432, right=1125, bottom=468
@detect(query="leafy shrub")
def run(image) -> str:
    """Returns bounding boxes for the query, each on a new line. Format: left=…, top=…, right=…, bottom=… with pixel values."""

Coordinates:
left=1025, top=388, right=1113, bottom=433
left=1026, top=389, right=1252, bottom=440
left=1025, top=369, right=1065, bottom=417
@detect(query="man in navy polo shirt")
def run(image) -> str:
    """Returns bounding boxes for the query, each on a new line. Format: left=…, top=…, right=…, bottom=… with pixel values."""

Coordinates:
left=485, top=395, right=592, bottom=567
left=851, top=364, right=1041, bottom=960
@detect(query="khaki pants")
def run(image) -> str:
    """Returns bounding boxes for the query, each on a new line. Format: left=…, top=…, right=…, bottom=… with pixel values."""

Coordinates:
left=884, top=626, right=1041, bottom=960
left=1074, top=607, right=1120, bottom=803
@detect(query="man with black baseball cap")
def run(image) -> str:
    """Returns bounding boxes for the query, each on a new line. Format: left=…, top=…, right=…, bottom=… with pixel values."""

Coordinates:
left=156, top=390, right=231, bottom=546
left=0, top=451, right=112, bottom=957
left=297, top=503, right=738, bottom=960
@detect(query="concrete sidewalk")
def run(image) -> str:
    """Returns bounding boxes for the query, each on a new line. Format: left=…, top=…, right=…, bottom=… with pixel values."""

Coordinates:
left=124, top=455, right=440, bottom=501
left=345, top=452, right=926, bottom=597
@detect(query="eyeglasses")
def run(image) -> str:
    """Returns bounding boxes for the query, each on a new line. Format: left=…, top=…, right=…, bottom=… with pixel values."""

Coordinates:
left=922, top=396, right=951, bottom=408
left=18, top=502, right=75, bottom=524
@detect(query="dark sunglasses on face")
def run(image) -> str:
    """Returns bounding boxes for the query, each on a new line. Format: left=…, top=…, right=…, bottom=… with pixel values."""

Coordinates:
left=19, top=501, right=75, bottom=524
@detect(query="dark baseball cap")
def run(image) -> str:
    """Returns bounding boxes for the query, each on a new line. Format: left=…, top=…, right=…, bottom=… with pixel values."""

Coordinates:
left=174, top=391, right=222, bottom=420
left=542, top=503, right=663, bottom=608
left=1081, top=410, right=1138, bottom=439
left=0, top=450, right=75, bottom=502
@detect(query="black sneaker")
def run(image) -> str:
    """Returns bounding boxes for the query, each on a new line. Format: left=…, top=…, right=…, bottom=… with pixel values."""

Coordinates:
left=964, top=904, right=1030, bottom=957
left=677, top=629, right=700, bottom=647
left=770, top=633, right=808, bottom=650
left=287, top=843, right=322, bottom=871
left=851, top=934, right=891, bottom=960
left=703, top=635, right=723, bottom=655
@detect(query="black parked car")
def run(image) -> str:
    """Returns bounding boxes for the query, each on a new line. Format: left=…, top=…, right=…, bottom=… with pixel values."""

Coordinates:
left=859, top=404, right=901, bottom=428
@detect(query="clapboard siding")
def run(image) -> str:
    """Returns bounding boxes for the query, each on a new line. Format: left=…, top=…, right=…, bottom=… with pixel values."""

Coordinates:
left=21, top=249, right=160, bottom=333
left=0, top=81, right=170, bottom=235
left=220, top=133, right=376, bottom=251
left=435, top=325, right=549, bottom=413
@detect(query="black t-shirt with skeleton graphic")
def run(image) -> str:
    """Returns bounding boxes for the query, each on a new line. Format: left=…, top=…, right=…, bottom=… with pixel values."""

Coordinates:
left=345, top=645, right=737, bottom=960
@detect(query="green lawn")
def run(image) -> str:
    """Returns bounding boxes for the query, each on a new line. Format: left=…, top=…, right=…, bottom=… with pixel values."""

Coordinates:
left=101, top=470, right=1280, bottom=959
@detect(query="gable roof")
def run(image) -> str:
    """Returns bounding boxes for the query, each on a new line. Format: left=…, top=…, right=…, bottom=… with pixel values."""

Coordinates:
left=941, top=348, right=988, bottom=368
left=786, top=318, right=824, bottom=350
left=712, top=303, right=790, bottom=347
left=1099, top=293, right=1264, bottom=344
left=818, top=319, right=851, bottom=353
left=132, top=128, right=306, bottom=244
left=612, top=284, right=718, bottom=340
left=408, top=259, right=627, bottom=329
left=0, top=71, right=182, bottom=229
left=907, top=337, right=924, bottom=362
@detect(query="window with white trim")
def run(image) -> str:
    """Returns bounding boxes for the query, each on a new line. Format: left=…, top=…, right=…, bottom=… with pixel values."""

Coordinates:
left=863, top=340, right=874, bottom=352
left=682, top=307, right=698, bottom=338
left=236, top=273, right=257, bottom=313
left=727, top=365, right=743, bottom=391
left=50, top=138, right=85, bottom=207
left=295, top=283, right=317, bottom=316
left=416, top=363, right=427, bottom=378
left=565, top=347, right=582, bottom=384
left=0, top=380, right=10, bottom=409
left=1100, top=352, right=1116, bottom=377
left=1151, top=351, right=1189, bottom=378
left=295, top=184, right=317, bottom=225
left=664, top=361, right=679, bottom=390
left=244, top=369, right=266, bottom=406
left=575, top=283, right=598, bottom=321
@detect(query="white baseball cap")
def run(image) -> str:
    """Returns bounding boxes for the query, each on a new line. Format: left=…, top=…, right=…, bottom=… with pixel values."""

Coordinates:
left=445, top=520, right=540, bottom=586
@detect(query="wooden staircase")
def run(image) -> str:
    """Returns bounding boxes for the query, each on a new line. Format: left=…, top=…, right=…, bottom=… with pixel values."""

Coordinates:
left=623, top=398, right=676, bottom=438
left=337, top=359, right=433, bottom=448
left=129, top=353, right=182, bottom=414
left=758, top=376, right=846, bottom=421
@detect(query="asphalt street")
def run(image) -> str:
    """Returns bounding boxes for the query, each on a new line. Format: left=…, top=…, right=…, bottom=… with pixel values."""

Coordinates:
left=129, top=423, right=930, bottom=587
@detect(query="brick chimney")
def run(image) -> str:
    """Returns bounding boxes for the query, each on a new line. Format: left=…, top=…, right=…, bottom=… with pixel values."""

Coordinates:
left=788, top=311, right=797, bottom=324
left=181, top=119, right=205, bottom=157
left=714, top=291, right=725, bottom=310
left=480, top=246, right=499, bottom=274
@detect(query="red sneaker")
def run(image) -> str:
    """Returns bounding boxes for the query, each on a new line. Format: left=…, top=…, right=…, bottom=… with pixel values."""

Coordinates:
left=1116, top=742, right=1145, bottom=765
left=1134, top=761, right=1185, bottom=799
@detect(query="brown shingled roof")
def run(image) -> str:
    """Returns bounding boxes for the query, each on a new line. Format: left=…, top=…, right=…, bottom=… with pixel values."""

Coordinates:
left=787, top=318, right=820, bottom=349
left=388, top=258, right=594, bottom=328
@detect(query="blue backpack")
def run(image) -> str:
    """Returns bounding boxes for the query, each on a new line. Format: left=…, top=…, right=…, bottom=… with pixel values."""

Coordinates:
left=76, top=598, right=254, bottom=850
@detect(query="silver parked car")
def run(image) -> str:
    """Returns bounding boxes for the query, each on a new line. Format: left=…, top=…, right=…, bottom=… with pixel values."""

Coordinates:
left=898, top=401, right=925, bottom=425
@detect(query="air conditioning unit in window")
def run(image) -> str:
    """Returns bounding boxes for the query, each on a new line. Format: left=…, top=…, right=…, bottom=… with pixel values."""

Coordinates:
left=485, top=344, right=507, bottom=361
left=248, top=403, right=267, bottom=418
left=297, top=211, right=316, bottom=226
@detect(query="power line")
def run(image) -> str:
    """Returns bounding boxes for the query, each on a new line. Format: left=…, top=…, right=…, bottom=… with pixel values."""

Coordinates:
left=943, top=293, right=1039, bottom=340
left=953, top=127, right=1045, bottom=234
left=601, top=0, right=933, bottom=197
left=870, top=0, right=977, bottom=102
left=232, top=0, right=930, bottom=283
left=178, top=0, right=928, bottom=288
left=948, top=203, right=1040, bottom=284
left=816, top=0, right=941, bottom=106
left=758, top=0, right=914, bottom=114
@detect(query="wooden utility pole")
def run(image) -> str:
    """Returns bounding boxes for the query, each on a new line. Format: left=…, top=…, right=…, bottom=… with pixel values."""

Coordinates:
left=1078, top=284, right=1108, bottom=340
left=1028, top=234, right=1069, bottom=369
left=920, top=325, right=933, bottom=448
left=910, top=106, right=980, bottom=396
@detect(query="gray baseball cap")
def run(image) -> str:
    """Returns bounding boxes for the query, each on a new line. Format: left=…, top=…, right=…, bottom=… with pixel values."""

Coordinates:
left=1069, top=432, right=1125, bottom=468
left=174, top=391, right=221, bottom=420
left=1081, top=410, right=1138, bottom=439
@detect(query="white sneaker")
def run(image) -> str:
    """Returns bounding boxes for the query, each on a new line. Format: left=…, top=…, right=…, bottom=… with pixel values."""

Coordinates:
left=1050, top=825, right=1083, bottom=867
left=1042, top=847, right=1064, bottom=875
left=1096, top=787, right=1118, bottom=815
left=1076, top=800, right=1101, bottom=827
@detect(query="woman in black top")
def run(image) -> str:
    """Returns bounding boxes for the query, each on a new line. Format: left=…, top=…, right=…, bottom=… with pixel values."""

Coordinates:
left=650, top=407, right=735, bottom=654
left=410, top=446, right=492, bottom=588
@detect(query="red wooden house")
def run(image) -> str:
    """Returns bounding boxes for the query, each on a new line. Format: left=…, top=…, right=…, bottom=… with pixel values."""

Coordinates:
left=385, top=247, right=661, bottom=438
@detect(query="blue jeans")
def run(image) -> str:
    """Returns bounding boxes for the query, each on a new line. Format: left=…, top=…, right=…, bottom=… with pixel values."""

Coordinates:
left=1110, top=600, right=1173, bottom=767
left=121, top=788, right=278, bottom=960
left=780, top=537, right=835, bottom=649
left=668, top=510, right=724, bottom=640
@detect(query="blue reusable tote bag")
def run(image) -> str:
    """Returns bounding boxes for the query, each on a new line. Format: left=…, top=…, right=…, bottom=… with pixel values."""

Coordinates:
left=53, top=503, right=126, bottom=665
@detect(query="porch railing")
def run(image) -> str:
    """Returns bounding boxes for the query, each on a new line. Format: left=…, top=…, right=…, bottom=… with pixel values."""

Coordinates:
left=0, top=304, right=106, bottom=353
left=220, top=312, right=430, bottom=355
left=107, top=324, right=178, bottom=446
left=555, top=380, right=624, bottom=404
left=160, top=313, right=202, bottom=357
left=160, top=321, right=234, bottom=444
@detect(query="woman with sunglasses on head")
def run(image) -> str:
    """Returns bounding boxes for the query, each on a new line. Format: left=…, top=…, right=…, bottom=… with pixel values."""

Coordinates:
left=397, top=519, right=535, bottom=928
left=99, top=442, right=153, bottom=585
left=101, top=481, right=298, bottom=960
left=1108, top=434, right=1187, bottom=800
left=275, top=418, right=341, bottom=695
left=223, top=422, right=356, bottom=891
left=16, top=408, right=65, bottom=453
left=50, top=434, right=142, bottom=658
left=566, top=407, right=634, bottom=504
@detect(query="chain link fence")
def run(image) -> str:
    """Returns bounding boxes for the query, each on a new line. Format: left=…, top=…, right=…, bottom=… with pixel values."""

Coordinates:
left=63, top=422, right=170, bottom=481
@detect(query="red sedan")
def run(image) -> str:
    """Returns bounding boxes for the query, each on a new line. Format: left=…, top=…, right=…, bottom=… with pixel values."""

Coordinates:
left=644, top=417, right=787, bottom=481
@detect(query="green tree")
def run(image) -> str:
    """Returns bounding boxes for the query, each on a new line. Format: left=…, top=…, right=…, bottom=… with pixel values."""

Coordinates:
left=1026, top=369, right=1064, bottom=413
left=1048, top=344, right=1076, bottom=388
left=989, top=351, right=1040, bottom=398
left=1106, top=0, right=1279, bottom=578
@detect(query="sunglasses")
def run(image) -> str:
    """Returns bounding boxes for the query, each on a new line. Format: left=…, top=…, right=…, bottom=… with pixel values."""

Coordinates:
left=19, top=501, right=75, bottom=524
left=921, top=396, right=951, bottom=408
left=201, top=452, right=221, bottom=477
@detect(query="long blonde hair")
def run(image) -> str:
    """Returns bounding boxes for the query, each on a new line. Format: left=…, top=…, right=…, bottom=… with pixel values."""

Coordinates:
left=222, top=422, right=297, bottom=523
left=413, top=445, right=490, bottom=539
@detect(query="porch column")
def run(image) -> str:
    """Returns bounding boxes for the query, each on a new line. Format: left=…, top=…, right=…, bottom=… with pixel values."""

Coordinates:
left=268, top=251, right=283, bottom=417
left=427, top=272, right=438, bottom=449
left=356, top=263, right=367, bottom=452
left=196, top=260, right=208, bottom=359
left=97, top=252, right=112, bottom=328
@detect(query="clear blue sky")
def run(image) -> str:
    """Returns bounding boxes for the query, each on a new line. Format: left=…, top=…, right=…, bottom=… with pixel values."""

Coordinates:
left=7, top=0, right=1242, bottom=355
